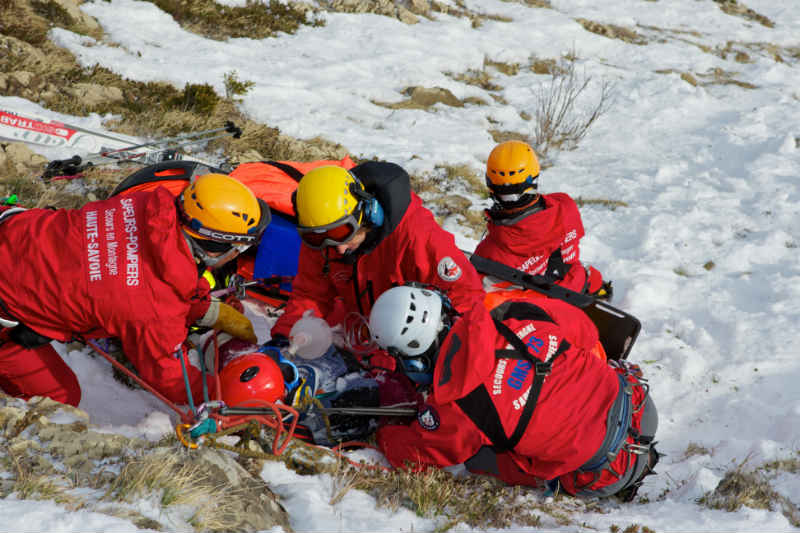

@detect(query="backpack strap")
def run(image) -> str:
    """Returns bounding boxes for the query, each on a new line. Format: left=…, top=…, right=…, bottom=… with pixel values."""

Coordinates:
left=263, top=161, right=304, bottom=181
left=456, top=301, right=570, bottom=452
left=543, top=248, right=572, bottom=283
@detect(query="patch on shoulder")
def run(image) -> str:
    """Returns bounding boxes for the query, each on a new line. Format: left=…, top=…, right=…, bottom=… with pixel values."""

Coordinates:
left=417, top=404, right=440, bottom=431
left=437, top=256, right=462, bottom=282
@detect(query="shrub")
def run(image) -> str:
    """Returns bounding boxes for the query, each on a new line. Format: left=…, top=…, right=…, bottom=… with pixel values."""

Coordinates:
left=531, top=50, right=615, bottom=157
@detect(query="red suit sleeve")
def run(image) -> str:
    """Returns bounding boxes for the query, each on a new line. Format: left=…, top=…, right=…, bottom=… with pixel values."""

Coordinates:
left=116, top=319, right=215, bottom=405
left=271, top=244, right=339, bottom=338
left=402, top=223, right=484, bottom=316
left=376, top=402, right=488, bottom=470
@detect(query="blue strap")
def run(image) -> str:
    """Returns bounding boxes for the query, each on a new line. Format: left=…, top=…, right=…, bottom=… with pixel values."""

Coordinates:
left=176, top=347, right=197, bottom=416
left=581, top=373, right=631, bottom=472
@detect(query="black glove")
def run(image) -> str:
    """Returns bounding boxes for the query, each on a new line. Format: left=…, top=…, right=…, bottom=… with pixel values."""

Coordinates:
left=262, top=334, right=289, bottom=350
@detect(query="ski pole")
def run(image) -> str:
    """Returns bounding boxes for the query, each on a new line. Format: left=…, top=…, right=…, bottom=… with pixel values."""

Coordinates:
left=219, top=405, right=417, bottom=418
left=41, top=122, right=241, bottom=179
left=93, top=121, right=242, bottom=158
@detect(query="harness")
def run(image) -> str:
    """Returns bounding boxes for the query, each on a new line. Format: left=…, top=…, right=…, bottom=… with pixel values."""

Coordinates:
left=568, top=360, right=656, bottom=498
left=455, top=301, right=570, bottom=453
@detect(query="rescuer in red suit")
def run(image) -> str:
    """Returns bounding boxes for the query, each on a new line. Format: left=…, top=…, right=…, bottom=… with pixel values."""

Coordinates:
left=0, top=174, right=268, bottom=406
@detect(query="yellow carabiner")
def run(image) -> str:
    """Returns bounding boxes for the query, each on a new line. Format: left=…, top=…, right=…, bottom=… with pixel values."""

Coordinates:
left=176, top=423, right=199, bottom=449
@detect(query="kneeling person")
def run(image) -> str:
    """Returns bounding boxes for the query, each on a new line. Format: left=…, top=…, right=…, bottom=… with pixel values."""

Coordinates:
left=368, top=284, right=660, bottom=499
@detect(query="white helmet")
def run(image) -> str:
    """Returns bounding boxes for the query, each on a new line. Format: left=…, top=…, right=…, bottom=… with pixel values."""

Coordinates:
left=369, top=285, right=444, bottom=357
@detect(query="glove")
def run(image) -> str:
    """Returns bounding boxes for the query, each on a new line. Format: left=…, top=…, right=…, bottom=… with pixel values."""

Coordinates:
left=222, top=293, right=245, bottom=313
left=212, top=302, right=257, bottom=344
left=262, top=334, right=289, bottom=349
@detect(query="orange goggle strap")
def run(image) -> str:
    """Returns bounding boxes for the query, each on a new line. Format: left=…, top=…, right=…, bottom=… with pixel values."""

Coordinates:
left=177, top=195, right=271, bottom=245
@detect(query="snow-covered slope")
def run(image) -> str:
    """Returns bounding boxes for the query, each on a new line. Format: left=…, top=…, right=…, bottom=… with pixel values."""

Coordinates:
left=2, top=0, right=800, bottom=530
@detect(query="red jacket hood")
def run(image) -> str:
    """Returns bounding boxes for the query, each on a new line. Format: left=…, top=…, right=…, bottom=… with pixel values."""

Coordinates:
left=432, top=304, right=497, bottom=405
left=481, top=193, right=583, bottom=257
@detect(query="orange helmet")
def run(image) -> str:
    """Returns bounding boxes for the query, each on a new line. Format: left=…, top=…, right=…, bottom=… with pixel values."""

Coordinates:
left=177, top=173, right=270, bottom=267
left=485, top=141, right=540, bottom=209
left=219, top=353, right=285, bottom=406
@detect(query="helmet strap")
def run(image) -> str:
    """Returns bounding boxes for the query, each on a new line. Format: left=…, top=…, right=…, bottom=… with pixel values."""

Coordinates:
left=488, top=193, right=544, bottom=225
left=349, top=182, right=384, bottom=227
left=183, top=231, right=238, bottom=269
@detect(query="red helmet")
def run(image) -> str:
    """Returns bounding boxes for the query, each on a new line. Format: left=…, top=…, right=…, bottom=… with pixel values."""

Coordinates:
left=219, top=353, right=285, bottom=406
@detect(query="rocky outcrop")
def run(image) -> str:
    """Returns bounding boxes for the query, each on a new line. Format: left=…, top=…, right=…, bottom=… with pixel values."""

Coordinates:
left=0, top=393, right=292, bottom=532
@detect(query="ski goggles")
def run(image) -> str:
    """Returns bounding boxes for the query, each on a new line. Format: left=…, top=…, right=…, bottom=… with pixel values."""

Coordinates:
left=486, top=175, right=538, bottom=205
left=389, top=348, right=434, bottom=385
left=259, top=345, right=301, bottom=392
left=296, top=209, right=362, bottom=250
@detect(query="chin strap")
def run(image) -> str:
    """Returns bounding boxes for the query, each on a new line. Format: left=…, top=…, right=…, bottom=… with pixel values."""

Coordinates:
left=183, top=231, right=240, bottom=269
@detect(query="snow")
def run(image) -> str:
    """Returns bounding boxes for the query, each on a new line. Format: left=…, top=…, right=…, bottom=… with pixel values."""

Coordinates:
left=2, top=0, right=800, bottom=531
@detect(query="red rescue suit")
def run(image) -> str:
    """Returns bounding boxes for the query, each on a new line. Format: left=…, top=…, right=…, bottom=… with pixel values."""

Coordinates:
left=376, top=295, right=650, bottom=495
left=272, top=161, right=484, bottom=338
left=0, top=188, right=213, bottom=405
left=475, top=193, right=602, bottom=294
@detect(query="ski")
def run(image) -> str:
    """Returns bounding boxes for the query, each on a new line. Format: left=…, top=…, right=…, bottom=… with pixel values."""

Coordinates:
left=0, top=107, right=142, bottom=151
left=468, top=253, right=641, bottom=361
left=41, top=121, right=241, bottom=180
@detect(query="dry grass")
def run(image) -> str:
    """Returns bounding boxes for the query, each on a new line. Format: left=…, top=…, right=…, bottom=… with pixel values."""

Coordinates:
left=146, top=0, right=324, bottom=40
left=699, top=458, right=800, bottom=527
left=713, top=0, right=774, bottom=28
left=576, top=18, right=647, bottom=45
left=1, top=1, right=349, bottom=203
left=575, top=197, right=628, bottom=211
left=328, top=462, right=549, bottom=529
left=684, top=442, right=711, bottom=458
left=104, top=450, right=250, bottom=531
left=372, top=86, right=465, bottom=111
left=1, top=445, right=67, bottom=500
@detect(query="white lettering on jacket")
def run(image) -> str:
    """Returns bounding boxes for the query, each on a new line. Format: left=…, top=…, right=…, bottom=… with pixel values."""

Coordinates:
left=86, top=210, right=102, bottom=282
left=104, top=208, right=118, bottom=276
left=492, top=359, right=508, bottom=395
left=512, top=385, right=531, bottom=410
left=120, top=198, right=140, bottom=287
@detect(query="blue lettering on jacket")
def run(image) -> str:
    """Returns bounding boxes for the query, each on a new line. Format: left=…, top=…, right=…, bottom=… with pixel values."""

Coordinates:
left=507, top=360, right=532, bottom=390
left=526, top=334, right=544, bottom=353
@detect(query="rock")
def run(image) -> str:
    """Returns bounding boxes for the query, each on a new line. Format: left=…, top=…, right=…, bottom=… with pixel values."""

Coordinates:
left=397, top=6, right=419, bottom=24
left=67, top=83, right=125, bottom=106
left=52, top=0, right=103, bottom=33
left=403, top=86, right=464, bottom=108
left=0, top=391, right=292, bottom=532
left=0, top=35, right=47, bottom=65
left=408, top=0, right=430, bottom=15
left=3, top=143, right=49, bottom=174
left=9, top=71, right=35, bottom=88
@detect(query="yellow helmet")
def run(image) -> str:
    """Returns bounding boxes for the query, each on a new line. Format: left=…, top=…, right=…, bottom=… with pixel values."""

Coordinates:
left=178, top=173, right=270, bottom=263
left=294, top=166, right=363, bottom=228
left=485, top=141, right=540, bottom=209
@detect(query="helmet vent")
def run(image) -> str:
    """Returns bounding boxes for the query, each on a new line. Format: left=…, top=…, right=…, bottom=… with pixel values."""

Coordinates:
left=407, top=340, right=420, bottom=349
left=401, top=327, right=408, bottom=335
left=240, top=366, right=260, bottom=382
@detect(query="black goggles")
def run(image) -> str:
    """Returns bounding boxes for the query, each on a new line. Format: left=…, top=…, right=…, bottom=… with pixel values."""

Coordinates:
left=486, top=174, right=539, bottom=204
left=177, top=196, right=271, bottom=246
